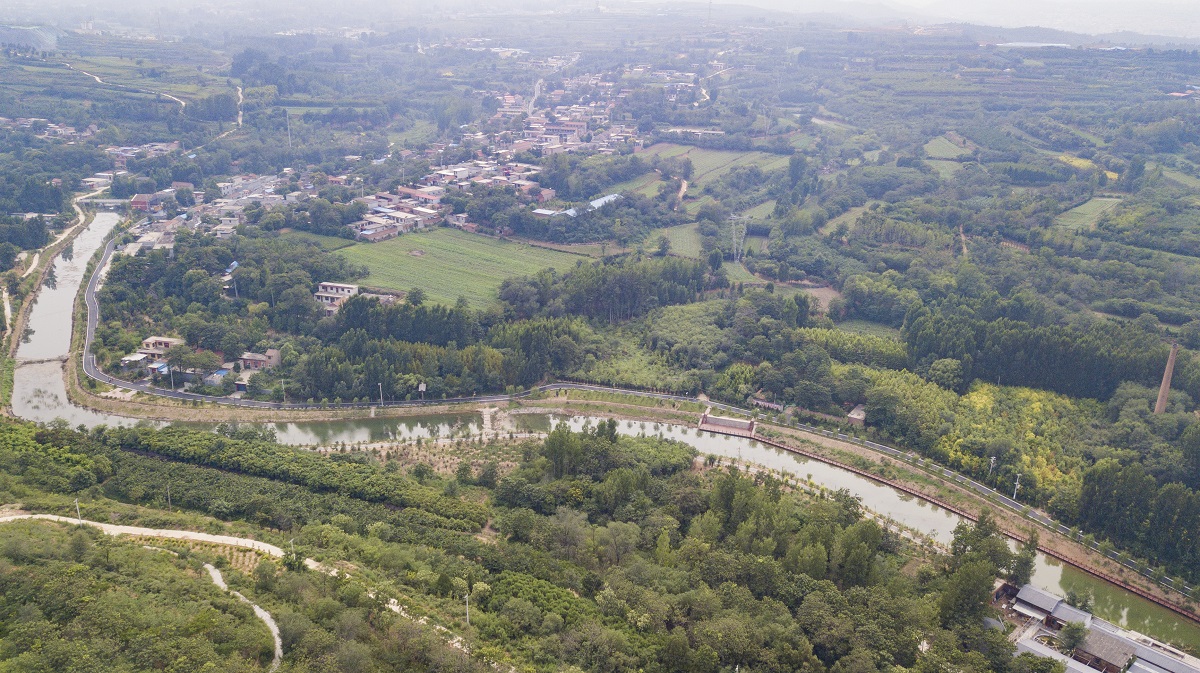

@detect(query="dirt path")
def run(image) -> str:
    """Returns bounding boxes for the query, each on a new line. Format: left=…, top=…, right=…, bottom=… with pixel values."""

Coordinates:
left=65, top=63, right=187, bottom=111
left=203, top=562, right=282, bottom=672
left=0, top=514, right=494, bottom=667
left=20, top=254, right=38, bottom=278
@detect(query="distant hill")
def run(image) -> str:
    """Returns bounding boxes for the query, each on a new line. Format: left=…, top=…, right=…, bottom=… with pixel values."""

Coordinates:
left=0, top=25, right=61, bottom=51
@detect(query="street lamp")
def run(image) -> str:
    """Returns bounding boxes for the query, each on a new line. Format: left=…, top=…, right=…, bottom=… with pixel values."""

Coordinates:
left=1013, top=473, right=1022, bottom=501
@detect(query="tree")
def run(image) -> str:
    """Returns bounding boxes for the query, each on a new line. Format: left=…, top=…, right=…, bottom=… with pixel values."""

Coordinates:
left=928, top=358, right=963, bottom=391
left=1008, top=531, right=1038, bottom=586
left=939, top=560, right=996, bottom=626
left=407, top=287, right=426, bottom=306
left=456, top=461, right=474, bottom=484
left=1060, top=622, right=1088, bottom=653
left=656, top=235, right=671, bottom=257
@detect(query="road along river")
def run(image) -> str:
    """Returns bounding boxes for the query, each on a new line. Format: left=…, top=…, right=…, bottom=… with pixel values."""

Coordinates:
left=9, top=211, right=1200, bottom=653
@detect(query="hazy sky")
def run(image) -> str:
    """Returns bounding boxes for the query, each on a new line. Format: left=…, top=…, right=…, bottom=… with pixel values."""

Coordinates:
left=843, top=0, right=1200, bottom=38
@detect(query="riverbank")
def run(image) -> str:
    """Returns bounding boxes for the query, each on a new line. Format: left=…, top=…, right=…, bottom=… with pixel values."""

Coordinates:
left=24, top=204, right=1200, bottom=635
left=514, top=395, right=1200, bottom=622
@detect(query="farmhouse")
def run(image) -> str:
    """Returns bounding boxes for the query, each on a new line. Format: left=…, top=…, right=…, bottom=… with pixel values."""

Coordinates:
left=239, top=349, right=281, bottom=371
left=137, top=336, right=185, bottom=357
left=315, top=282, right=360, bottom=316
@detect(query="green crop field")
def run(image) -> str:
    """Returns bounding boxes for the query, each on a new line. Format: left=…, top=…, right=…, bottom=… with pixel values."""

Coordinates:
left=337, top=228, right=585, bottom=307
left=924, top=136, right=972, bottom=159
left=1054, top=197, right=1122, bottom=231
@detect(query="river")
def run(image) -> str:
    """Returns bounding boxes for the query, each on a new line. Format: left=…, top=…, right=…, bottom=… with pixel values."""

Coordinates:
left=9, top=212, right=1200, bottom=653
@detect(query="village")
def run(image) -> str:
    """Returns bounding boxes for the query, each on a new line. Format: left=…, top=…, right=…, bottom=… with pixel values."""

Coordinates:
left=996, top=582, right=1200, bottom=673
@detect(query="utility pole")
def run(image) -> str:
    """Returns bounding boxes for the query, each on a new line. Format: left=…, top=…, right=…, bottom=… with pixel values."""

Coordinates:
left=75, top=498, right=81, bottom=524
left=285, top=109, right=292, bottom=153
left=988, top=456, right=996, bottom=478
left=1013, top=473, right=1022, bottom=501
left=379, top=382, right=384, bottom=406
left=166, top=483, right=171, bottom=511
left=465, top=592, right=470, bottom=627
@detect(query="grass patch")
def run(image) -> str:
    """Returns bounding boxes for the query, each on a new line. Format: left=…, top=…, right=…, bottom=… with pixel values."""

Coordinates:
left=1058, top=154, right=1119, bottom=181
left=1054, top=197, right=1122, bottom=231
left=639, top=144, right=790, bottom=190
left=337, top=228, right=584, bottom=307
left=928, top=160, right=963, bottom=179
left=741, top=200, right=777, bottom=219
left=819, top=203, right=876, bottom=235
left=834, top=319, right=902, bottom=340
left=279, top=230, right=357, bottom=251
left=1161, top=167, right=1200, bottom=190
left=723, top=263, right=761, bottom=284
left=660, top=223, right=703, bottom=258
left=391, top=120, right=439, bottom=146
left=924, top=136, right=971, bottom=159
left=611, top=171, right=665, bottom=197
left=574, top=339, right=690, bottom=390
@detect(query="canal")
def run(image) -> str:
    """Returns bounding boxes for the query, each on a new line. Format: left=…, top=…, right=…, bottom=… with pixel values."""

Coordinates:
left=10, top=211, right=1200, bottom=653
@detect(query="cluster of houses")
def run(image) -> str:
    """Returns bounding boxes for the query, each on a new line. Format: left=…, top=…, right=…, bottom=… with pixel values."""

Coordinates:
left=1001, top=584, right=1200, bottom=673
left=119, top=335, right=281, bottom=394
left=104, top=141, right=180, bottom=168
left=0, top=117, right=99, bottom=142
left=350, top=160, right=550, bottom=240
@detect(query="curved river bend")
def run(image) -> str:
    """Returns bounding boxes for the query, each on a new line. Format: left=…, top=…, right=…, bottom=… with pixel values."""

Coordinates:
left=11, top=212, right=1200, bottom=653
